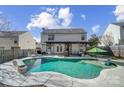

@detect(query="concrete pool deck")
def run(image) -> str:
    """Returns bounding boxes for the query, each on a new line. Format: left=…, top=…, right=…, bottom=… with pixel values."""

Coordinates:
left=0, top=57, right=124, bottom=87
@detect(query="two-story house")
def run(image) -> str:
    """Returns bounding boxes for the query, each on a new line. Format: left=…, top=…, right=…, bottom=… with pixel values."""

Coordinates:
left=101, top=22, right=124, bottom=46
left=0, top=31, right=36, bottom=50
left=41, top=28, right=88, bottom=55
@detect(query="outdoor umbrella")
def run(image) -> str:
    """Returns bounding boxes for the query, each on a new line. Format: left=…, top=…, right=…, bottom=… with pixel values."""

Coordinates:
left=87, top=47, right=107, bottom=53
left=86, top=47, right=107, bottom=56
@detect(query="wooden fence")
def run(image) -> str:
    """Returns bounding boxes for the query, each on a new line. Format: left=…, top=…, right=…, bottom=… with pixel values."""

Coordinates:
left=0, top=49, right=36, bottom=64
left=110, top=45, right=124, bottom=57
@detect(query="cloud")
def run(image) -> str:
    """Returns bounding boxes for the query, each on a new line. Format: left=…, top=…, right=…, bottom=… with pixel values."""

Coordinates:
left=0, top=19, right=4, bottom=24
left=46, top=8, right=55, bottom=13
left=27, top=7, right=73, bottom=30
left=58, top=7, right=73, bottom=27
left=81, top=14, right=86, bottom=20
left=92, top=25, right=100, bottom=34
left=46, top=8, right=58, bottom=16
left=27, top=12, right=58, bottom=30
left=33, top=36, right=40, bottom=43
left=113, top=5, right=124, bottom=22
left=0, top=11, right=3, bottom=14
left=0, top=11, right=6, bottom=25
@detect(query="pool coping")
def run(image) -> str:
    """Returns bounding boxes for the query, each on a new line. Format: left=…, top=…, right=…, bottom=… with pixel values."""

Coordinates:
left=0, top=56, right=124, bottom=87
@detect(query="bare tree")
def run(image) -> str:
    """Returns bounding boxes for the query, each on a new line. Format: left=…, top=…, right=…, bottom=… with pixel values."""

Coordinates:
left=0, top=13, right=12, bottom=31
left=100, top=33, right=123, bottom=57
left=100, top=33, right=115, bottom=47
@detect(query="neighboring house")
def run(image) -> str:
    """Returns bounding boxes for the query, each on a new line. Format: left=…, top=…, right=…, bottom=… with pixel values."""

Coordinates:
left=41, top=28, right=89, bottom=55
left=100, top=23, right=124, bottom=46
left=36, top=42, right=42, bottom=54
left=0, top=31, right=36, bottom=50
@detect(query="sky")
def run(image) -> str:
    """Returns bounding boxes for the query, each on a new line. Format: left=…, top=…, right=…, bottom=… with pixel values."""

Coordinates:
left=0, top=5, right=124, bottom=42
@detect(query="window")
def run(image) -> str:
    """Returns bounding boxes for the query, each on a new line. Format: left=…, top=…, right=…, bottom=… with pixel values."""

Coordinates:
left=57, top=46, right=59, bottom=52
left=47, top=44, right=51, bottom=49
left=122, top=26, right=124, bottom=28
left=0, top=47, right=4, bottom=50
left=80, top=44, right=83, bottom=47
left=80, top=49, right=83, bottom=52
left=48, top=34, right=54, bottom=40
left=14, top=40, right=18, bottom=44
left=81, top=35, right=85, bottom=40
left=60, top=45, right=62, bottom=52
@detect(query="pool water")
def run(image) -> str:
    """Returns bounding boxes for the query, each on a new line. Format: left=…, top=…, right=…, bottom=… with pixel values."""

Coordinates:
left=27, top=58, right=103, bottom=79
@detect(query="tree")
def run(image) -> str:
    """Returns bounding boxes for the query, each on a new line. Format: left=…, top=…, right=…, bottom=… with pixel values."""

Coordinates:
left=100, top=33, right=116, bottom=57
left=100, top=33, right=115, bottom=47
left=88, top=34, right=100, bottom=47
left=0, top=13, right=12, bottom=31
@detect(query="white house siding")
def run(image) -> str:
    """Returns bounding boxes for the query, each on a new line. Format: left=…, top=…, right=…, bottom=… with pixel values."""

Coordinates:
left=41, top=34, right=48, bottom=43
left=120, top=26, right=124, bottom=45
left=0, top=38, right=18, bottom=49
left=19, top=32, right=36, bottom=49
left=101, top=24, right=120, bottom=46
left=41, top=34, right=83, bottom=42
left=41, top=43, right=46, bottom=52
left=54, top=34, right=82, bottom=41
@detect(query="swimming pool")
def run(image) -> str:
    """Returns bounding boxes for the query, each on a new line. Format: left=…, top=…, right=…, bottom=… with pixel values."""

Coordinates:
left=23, top=57, right=115, bottom=79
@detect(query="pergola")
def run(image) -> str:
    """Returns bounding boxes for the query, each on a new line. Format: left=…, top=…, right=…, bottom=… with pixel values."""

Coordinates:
left=45, top=41, right=90, bottom=44
left=45, top=41, right=91, bottom=56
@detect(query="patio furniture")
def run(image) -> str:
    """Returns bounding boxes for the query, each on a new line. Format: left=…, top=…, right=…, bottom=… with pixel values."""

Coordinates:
left=13, top=59, right=28, bottom=74
left=64, top=51, right=69, bottom=57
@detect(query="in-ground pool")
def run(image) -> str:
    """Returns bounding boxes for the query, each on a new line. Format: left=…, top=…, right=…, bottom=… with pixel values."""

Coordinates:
left=23, top=57, right=114, bottom=79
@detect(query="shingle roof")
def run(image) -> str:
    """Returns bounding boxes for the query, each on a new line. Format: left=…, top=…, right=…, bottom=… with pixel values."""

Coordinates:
left=0, top=31, right=27, bottom=38
left=42, top=28, right=86, bottom=34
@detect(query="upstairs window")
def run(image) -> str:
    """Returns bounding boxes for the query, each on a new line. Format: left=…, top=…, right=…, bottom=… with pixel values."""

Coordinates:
left=48, top=34, right=54, bottom=40
left=0, top=47, right=4, bottom=50
left=14, top=40, right=18, bottom=44
left=81, top=35, right=85, bottom=40
left=122, top=26, right=124, bottom=28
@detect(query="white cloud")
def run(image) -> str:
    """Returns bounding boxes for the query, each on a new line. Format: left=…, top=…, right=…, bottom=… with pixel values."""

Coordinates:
left=0, top=19, right=4, bottom=24
left=46, top=8, right=58, bottom=16
left=27, top=7, right=73, bottom=30
left=81, top=14, right=86, bottom=20
left=0, top=11, right=5, bottom=25
left=33, top=36, right=40, bottom=43
left=92, top=25, right=100, bottom=34
left=58, top=7, right=73, bottom=27
left=113, top=5, right=124, bottom=22
left=46, top=8, right=55, bottom=13
left=0, top=11, right=3, bottom=14
left=27, top=12, right=58, bottom=30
